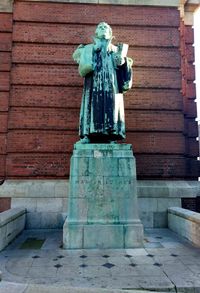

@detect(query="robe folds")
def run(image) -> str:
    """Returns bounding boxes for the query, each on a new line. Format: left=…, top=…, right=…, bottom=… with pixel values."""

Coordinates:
left=74, top=43, right=133, bottom=142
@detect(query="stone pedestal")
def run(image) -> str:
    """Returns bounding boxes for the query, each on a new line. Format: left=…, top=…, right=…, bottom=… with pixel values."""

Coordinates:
left=63, top=143, right=143, bottom=249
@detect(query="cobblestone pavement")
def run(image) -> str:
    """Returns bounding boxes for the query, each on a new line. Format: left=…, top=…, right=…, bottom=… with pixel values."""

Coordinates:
left=0, top=229, right=200, bottom=292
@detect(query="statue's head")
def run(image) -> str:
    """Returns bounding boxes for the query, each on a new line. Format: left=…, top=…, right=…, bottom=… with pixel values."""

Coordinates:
left=95, top=22, right=112, bottom=40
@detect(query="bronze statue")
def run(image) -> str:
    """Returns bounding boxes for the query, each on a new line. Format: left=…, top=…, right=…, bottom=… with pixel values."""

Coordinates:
left=73, top=22, right=133, bottom=143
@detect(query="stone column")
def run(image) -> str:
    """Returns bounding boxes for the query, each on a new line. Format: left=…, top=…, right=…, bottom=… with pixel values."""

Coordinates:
left=63, top=143, right=143, bottom=249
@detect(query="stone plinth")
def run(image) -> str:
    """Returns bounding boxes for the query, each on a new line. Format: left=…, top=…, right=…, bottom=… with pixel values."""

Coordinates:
left=63, top=144, right=143, bottom=249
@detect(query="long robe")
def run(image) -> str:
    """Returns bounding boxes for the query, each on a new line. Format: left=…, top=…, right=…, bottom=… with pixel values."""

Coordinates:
left=75, top=43, right=132, bottom=142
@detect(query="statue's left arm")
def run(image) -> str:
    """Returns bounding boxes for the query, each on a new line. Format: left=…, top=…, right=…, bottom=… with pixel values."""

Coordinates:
left=116, top=56, right=133, bottom=93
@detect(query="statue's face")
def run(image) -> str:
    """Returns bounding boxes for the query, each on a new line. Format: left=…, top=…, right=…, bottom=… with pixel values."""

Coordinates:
left=95, top=22, right=112, bottom=40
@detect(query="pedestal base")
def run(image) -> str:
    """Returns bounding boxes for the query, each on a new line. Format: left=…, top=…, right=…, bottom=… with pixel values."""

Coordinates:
left=63, top=143, right=144, bottom=249
left=63, top=222, right=143, bottom=249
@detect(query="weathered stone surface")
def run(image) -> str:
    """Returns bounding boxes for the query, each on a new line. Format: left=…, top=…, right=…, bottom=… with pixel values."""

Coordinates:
left=63, top=144, right=143, bottom=249
left=168, top=207, right=200, bottom=247
left=0, top=208, right=26, bottom=251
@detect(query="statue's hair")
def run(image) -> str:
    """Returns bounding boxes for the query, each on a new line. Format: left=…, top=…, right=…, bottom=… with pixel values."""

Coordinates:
left=95, top=22, right=112, bottom=38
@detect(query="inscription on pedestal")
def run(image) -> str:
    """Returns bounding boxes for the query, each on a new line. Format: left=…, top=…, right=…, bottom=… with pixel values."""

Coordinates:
left=63, top=144, right=144, bottom=249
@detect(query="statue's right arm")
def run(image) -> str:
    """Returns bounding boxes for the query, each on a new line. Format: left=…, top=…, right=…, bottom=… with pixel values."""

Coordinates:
left=72, top=44, right=85, bottom=64
left=73, top=44, right=94, bottom=77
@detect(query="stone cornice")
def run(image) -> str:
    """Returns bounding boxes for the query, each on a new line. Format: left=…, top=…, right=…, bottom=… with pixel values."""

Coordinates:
left=182, top=0, right=200, bottom=25
left=0, top=0, right=13, bottom=12
left=0, top=0, right=184, bottom=13
left=0, top=0, right=200, bottom=24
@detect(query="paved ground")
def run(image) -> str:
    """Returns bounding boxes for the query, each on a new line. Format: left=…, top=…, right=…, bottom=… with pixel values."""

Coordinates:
left=0, top=229, right=200, bottom=292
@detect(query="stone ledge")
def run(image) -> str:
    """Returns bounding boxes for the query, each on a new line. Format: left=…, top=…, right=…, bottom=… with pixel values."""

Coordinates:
left=0, top=208, right=26, bottom=227
left=0, top=208, right=26, bottom=251
left=168, top=207, right=200, bottom=224
left=168, top=207, right=200, bottom=246
left=137, top=180, right=200, bottom=198
left=0, top=180, right=199, bottom=199
left=0, top=282, right=167, bottom=293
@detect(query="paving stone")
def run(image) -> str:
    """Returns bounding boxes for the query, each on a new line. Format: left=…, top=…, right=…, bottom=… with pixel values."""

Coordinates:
left=55, top=265, right=84, bottom=279
left=129, top=255, right=155, bottom=265
left=144, top=242, right=164, bottom=248
left=27, top=266, right=57, bottom=279
left=125, top=248, right=147, bottom=256
left=0, top=281, right=28, bottom=293
left=106, top=256, right=131, bottom=265
left=81, top=265, right=112, bottom=278
left=153, top=255, right=182, bottom=264
left=0, top=229, right=200, bottom=292
left=81, top=257, right=108, bottom=266
left=187, top=264, right=200, bottom=275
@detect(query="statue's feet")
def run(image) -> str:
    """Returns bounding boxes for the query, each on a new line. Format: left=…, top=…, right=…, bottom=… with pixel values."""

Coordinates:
left=76, top=136, right=90, bottom=144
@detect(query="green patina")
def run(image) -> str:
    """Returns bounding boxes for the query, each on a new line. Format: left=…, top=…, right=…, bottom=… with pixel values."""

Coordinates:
left=20, top=238, right=45, bottom=249
left=73, top=22, right=133, bottom=144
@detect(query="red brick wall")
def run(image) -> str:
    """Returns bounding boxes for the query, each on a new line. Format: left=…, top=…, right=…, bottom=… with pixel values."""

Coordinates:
left=0, top=12, right=12, bottom=180
left=180, top=21, right=199, bottom=178
left=0, top=197, right=11, bottom=212
left=1, top=1, right=199, bottom=179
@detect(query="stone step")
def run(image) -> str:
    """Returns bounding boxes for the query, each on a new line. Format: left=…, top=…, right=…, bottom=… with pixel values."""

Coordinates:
left=0, top=282, right=170, bottom=293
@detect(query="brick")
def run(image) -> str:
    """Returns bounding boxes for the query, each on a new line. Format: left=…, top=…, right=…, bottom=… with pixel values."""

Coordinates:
left=11, top=86, right=182, bottom=111
left=134, top=68, right=181, bottom=89
left=0, top=155, right=5, bottom=177
left=7, top=130, right=78, bottom=153
left=7, top=131, right=184, bottom=155
left=126, top=111, right=184, bottom=132
left=0, top=134, right=6, bottom=154
left=185, top=82, right=196, bottom=99
left=12, top=43, right=181, bottom=69
left=130, top=47, right=180, bottom=68
left=0, top=92, right=9, bottom=111
left=0, top=198, right=11, bottom=213
left=0, top=32, right=12, bottom=51
left=13, top=22, right=180, bottom=47
left=12, top=43, right=76, bottom=65
left=11, top=64, right=82, bottom=86
left=13, top=2, right=180, bottom=27
left=0, top=52, right=11, bottom=71
left=10, top=85, right=82, bottom=108
left=135, top=154, right=186, bottom=178
left=125, top=89, right=182, bottom=110
left=185, top=44, right=194, bottom=63
left=184, top=119, right=198, bottom=137
left=183, top=99, right=197, bottom=118
left=185, top=158, right=199, bottom=179
left=6, top=153, right=70, bottom=177
left=11, top=64, right=181, bottom=89
left=184, top=26, right=194, bottom=44
left=0, top=13, right=12, bottom=32
left=126, top=132, right=185, bottom=154
left=0, top=72, right=10, bottom=91
left=185, top=63, right=195, bottom=81
left=6, top=153, right=197, bottom=179
left=180, top=20, right=184, bottom=37
left=186, top=138, right=199, bottom=157
left=0, top=113, right=7, bottom=133
left=8, top=108, right=184, bottom=132
left=8, top=108, right=79, bottom=130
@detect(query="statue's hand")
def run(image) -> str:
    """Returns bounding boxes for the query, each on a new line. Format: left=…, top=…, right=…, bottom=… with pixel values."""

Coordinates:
left=73, top=44, right=84, bottom=63
left=93, top=38, right=102, bottom=51
left=114, top=54, right=125, bottom=66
